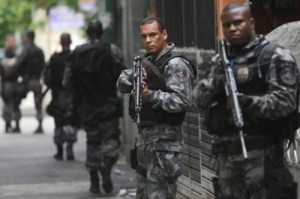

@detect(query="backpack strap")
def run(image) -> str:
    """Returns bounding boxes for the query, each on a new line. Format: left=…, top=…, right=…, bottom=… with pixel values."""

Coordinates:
left=142, top=52, right=184, bottom=84
left=256, top=41, right=278, bottom=78
left=142, top=57, right=164, bottom=84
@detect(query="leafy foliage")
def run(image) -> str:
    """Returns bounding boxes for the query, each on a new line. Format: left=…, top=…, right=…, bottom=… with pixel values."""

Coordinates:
left=0, top=0, right=78, bottom=46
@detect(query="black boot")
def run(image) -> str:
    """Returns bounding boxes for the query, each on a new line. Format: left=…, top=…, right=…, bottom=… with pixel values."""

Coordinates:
left=100, top=156, right=118, bottom=193
left=54, top=144, right=63, bottom=160
left=89, top=170, right=100, bottom=193
left=5, top=121, right=12, bottom=133
left=66, top=143, right=75, bottom=160
left=35, top=121, right=43, bottom=134
left=13, top=121, right=20, bottom=133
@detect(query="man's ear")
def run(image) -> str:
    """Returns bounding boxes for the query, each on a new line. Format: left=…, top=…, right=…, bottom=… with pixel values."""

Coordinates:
left=250, top=17, right=255, bottom=29
left=163, top=29, right=168, bottom=40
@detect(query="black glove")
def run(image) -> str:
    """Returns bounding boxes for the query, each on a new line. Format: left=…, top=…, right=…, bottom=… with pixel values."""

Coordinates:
left=213, top=74, right=226, bottom=93
left=239, top=94, right=253, bottom=109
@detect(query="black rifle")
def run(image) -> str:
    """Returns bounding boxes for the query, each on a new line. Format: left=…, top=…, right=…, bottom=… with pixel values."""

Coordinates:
left=133, top=56, right=143, bottom=125
left=219, top=40, right=248, bottom=159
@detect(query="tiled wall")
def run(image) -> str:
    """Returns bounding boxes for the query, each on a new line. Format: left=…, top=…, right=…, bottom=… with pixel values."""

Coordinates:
left=176, top=48, right=216, bottom=199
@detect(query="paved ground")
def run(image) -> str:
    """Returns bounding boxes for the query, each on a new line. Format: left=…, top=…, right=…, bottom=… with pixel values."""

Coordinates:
left=0, top=116, right=136, bottom=199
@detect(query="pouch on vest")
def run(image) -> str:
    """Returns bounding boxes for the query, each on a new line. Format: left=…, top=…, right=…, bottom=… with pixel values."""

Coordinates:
left=130, top=146, right=138, bottom=170
left=204, top=95, right=234, bottom=136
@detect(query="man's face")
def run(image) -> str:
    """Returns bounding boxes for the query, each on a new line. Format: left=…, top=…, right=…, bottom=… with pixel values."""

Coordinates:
left=5, top=36, right=16, bottom=50
left=221, top=7, right=255, bottom=46
left=140, top=21, right=167, bottom=56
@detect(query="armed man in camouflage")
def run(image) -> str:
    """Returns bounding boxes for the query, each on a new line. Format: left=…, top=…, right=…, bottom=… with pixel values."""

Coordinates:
left=44, top=33, right=80, bottom=161
left=0, top=34, right=21, bottom=133
left=117, top=16, right=195, bottom=199
left=193, top=3, right=298, bottom=199
left=16, top=30, right=45, bottom=133
left=64, top=20, right=125, bottom=194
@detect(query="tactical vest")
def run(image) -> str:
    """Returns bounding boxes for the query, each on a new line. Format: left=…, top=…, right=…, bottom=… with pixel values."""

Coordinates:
left=138, top=51, right=190, bottom=125
left=0, top=49, right=18, bottom=81
left=235, top=41, right=279, bottom=134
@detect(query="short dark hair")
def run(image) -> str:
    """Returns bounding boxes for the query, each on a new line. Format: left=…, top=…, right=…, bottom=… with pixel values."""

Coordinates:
left=222, top=3, right=251, bottom=16
left=86, top=20, right=103, bottom=38
left=26, top=30, right=35, bottom=41
left=60, top=33, right=72, bottom=45
left=140, top=16, right=166, bottom=32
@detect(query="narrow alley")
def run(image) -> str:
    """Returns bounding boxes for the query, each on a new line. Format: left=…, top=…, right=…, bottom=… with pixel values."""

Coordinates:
left=0, top=116, right=136, bottom=199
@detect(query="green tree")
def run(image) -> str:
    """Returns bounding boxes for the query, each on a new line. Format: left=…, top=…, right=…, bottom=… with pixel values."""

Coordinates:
left=0, top=0, right=78, bottom=46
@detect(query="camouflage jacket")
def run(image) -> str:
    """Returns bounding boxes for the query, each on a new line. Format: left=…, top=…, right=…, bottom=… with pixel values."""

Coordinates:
left=193, top=36, right=299, bottom=136
left=16, top=42, right=45, bottom=79
left=117, top=43, right=195, bottom=150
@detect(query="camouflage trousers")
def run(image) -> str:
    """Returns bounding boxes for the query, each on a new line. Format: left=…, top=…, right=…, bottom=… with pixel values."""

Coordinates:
left=54, top=125, right=78, bottom=145
left=84, top=118, right=120, bottom=170
left=214, top=144, right=296, bottom=199
left=1, top=81, right=21, bottom=122
left=25, top=79, right=43, bottom=121
left=136, top=141, right=183, bottom=199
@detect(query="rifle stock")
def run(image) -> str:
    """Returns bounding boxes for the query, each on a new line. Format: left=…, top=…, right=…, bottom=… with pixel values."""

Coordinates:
left=219, top=40, right=248, bottom=159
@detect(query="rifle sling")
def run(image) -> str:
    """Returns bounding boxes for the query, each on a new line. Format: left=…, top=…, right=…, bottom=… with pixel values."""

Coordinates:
left=142, top=58, right=164, bottom=84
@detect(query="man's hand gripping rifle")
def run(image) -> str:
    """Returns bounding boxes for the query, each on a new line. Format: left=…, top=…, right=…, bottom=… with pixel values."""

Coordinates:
left=219, top=40, right=248, bottom=159
left=133, top=56, right=143, bottom=125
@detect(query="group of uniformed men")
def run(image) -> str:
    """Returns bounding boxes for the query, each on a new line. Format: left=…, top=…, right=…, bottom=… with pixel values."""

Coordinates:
left=0, top=31, right=45, bottom=134
left=0, top=2, right=299, bottom=199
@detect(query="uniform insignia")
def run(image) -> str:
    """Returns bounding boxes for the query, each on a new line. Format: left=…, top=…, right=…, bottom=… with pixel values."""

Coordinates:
left=237, top=67, right=249, bottom=83
left=279, top=66, right=296, bottom=86
left=175, top=68, right=187, bottom=82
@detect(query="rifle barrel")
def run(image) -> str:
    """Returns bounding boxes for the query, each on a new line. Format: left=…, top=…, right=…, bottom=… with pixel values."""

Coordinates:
left=219, top=40, right=248, bottom=159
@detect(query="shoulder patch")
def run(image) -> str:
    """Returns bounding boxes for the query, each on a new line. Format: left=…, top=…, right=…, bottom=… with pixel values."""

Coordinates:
left=175, top=67, right=188, bottom=82
left=278, top=65, right=297, bottom=86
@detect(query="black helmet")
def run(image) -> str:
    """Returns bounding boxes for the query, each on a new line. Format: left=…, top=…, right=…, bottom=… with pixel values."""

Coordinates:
left=86, top=20, right=103, bottom=38
left=60, top=33, right=72, bottom=45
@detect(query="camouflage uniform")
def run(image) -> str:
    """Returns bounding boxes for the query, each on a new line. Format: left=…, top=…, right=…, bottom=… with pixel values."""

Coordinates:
left=16, top=40, right=45, bottom=131
left=0, top=49, right=21, bottom=131
left=44, top=49, right=79, bottom=148
left=117, top=43, right=195, bottom=199
left=193, top=36, right=298, bottom=199
left=65, top=40, right=125, bottom=172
